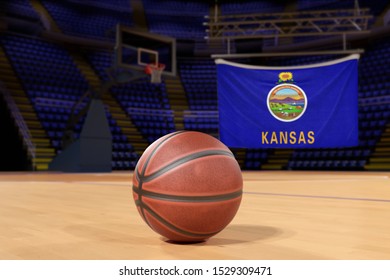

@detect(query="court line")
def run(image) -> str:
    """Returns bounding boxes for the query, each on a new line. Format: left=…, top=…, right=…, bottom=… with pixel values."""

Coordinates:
left=69, top=182, right=130, bottom=186
left=5, top=181, right=389, bottom=203
left=245, top=191, right=390, bottom=203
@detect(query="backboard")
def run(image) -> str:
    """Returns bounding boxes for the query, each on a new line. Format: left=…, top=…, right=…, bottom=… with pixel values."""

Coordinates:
left=115, top=24, right=176, bottom=77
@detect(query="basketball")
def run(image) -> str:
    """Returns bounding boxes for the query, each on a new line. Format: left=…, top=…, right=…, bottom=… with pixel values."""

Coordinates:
left=132, top=131, right=243, bottom=242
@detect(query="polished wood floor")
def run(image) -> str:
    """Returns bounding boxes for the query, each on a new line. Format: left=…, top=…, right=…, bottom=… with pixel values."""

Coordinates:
left=0, top=171, right=389, bottom=260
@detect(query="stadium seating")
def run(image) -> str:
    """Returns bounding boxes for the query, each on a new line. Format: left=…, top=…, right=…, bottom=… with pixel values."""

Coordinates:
left=179, top=59, right=218, bottom=111
left=178, top=59, right=219, bottom=135
left=71, top=0, right=132, bottom=13
left=1, top=35, right=86, bottom=150
left=244, top=149, right=270, bottom=169
left=298, top=0, right=356, bottom=11
left=40, top=0, right=133, bottom=39
left=85, top=50, right=175, bottom=144
left=220, top=0, right=285, bottom=15
left=1, top=35, right=138, bottom=169
left=298, top=0, right=389, bottom=16
left=2, top=0, right=40, bottom=22
left=142, top=0, right=208, bottom=40
left=281, top=40, right=389, bottom=170
left=0, top=0, right=389, bottom=171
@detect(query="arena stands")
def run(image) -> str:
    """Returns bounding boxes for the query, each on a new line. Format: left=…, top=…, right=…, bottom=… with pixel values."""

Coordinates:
left=40, top=0, right=133, bottom=39
left=0, top=0, right=389, bottom=171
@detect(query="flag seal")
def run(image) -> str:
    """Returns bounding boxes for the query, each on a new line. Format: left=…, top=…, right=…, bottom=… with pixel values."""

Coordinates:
left=266, top=72, right=307, bottom=122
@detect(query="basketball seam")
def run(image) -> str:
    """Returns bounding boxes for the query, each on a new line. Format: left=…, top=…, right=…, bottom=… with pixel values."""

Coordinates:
left=136, top=131, right=187, bottom=227
left=135, top=200, right=222, bottom=238
left=139, top=130, right=186, bottom=177
left=133, top=187, right=242, bottom=203
left=138, top=149, right=235, bottom=183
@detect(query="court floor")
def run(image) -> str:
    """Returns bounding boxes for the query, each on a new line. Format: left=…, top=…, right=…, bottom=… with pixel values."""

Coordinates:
left=0, top=171, right=389, bottom=260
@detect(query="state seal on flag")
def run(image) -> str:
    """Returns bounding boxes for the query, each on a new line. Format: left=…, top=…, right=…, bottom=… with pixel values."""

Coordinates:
left=267, top=72, right=307, bottom=122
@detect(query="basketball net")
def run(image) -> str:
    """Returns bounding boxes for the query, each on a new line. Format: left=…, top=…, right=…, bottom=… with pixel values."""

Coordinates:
left=145, top=63, right=165, bottom=84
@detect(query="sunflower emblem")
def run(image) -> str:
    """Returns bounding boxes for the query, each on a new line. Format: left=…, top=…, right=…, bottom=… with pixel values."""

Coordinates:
left=267, top=72, right=307, bottom=122
left=278, top=72, right=294, bottom=83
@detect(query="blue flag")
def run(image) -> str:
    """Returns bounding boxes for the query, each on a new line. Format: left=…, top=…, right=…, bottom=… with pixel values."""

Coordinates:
left=216, top=55, right=359, bottom=148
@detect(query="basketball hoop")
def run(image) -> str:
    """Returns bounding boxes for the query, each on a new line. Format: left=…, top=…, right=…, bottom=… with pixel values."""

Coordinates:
left=145, top=63, right=165, bottom=84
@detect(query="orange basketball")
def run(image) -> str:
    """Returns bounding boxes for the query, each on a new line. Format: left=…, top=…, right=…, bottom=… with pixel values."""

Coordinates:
left=132, top=131, right=243, bottom=242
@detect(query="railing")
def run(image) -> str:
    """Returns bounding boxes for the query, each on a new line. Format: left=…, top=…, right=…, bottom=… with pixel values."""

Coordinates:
left=0, top=82, right=36, bottom=166
left=34, top=97, right=79, bottom=108
left=126, top=108, right=219, bottom=120
left=127, top=107, right=174, bottom=117
left=183, top=110, right=219, bottom=119
left=204, top=9, right=373, bottom=40
left=69, top=0, right=133, bottom=14
left=204, top=8, right=373, bottom=56
left=359, top=95, right=390, bottom=107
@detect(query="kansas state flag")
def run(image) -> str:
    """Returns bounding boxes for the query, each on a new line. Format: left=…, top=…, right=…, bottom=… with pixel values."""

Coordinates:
left=216, top=54, right=359, bottom=148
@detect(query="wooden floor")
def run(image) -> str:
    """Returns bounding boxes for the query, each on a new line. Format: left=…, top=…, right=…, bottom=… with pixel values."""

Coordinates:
left=0, top=171, right=390, bottom=260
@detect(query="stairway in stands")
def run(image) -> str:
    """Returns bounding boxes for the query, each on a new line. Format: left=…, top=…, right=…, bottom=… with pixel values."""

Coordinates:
left=130, top=0, right=148, bottom=29
left=164, top=76, right=189, bottom=131
left=0, top=46, right=55, bottom=170
left=231, top=148, right=246, bottom=170
left=261, top=149, right=293, bottom=170
left=365, top=124, right=390, bottom=170
left=69, top=50, right=149, bottom=156
left=131, top=0, right=189, bottom=132
left=29, top=0, right=61, bottom=32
